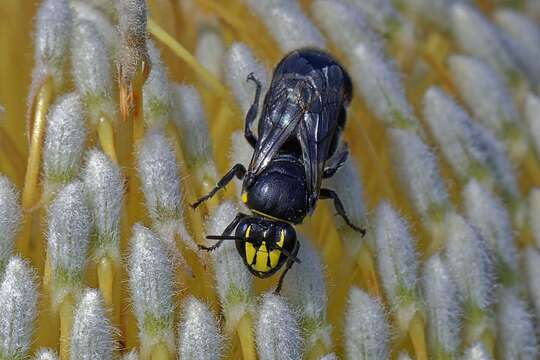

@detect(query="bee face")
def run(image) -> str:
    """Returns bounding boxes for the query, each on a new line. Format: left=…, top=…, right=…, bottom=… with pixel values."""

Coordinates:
left=235, top=217, right=298, bottom=278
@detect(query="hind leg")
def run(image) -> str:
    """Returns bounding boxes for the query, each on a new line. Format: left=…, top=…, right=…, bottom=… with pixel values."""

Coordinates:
left=320, top=188, right=366, bottom=236
left=244, top=73, right=262, bottom=148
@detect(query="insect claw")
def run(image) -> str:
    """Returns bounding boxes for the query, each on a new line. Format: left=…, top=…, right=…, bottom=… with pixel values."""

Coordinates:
left=197, top=244, right=214, bottom=252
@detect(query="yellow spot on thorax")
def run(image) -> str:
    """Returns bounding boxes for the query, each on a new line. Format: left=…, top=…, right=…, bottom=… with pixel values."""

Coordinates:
left=241, top=191, right=248, bottom=203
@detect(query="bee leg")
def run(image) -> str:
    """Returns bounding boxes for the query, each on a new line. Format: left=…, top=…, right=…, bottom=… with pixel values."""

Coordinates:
left=244, top=72, right=262, bottom=148
left=320, top=188, right=366, bottom=236
left=199, top=212, right=248, bottom=251
left=273, top=241, right=300, bottom=294
left=191, top=164, right=247, bottom=208
left=323, top=147, right=349, bottom=178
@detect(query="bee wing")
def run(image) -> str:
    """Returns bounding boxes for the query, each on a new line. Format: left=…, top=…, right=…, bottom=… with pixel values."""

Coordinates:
left=298, top=101, right=340, bottom=209
left=297, top=62, right=349, bottom=208
left=247, top=85, right=304, bottom=176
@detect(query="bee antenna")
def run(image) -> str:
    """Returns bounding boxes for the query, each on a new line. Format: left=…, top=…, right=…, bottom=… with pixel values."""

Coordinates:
left=206, top=235, right=245, bottom=241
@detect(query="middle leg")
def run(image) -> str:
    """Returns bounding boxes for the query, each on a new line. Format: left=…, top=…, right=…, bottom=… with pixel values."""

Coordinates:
left=191, top=164, right=247, bottom=208
left=320, top=188, right=366, bottom=236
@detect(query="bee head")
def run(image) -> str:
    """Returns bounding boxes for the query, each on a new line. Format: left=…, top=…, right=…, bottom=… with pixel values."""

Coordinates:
left=234, top=217, right=299, bottom=278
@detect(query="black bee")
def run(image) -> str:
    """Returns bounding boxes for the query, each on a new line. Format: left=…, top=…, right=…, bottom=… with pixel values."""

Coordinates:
left=192, top=48, right=364, bottom=293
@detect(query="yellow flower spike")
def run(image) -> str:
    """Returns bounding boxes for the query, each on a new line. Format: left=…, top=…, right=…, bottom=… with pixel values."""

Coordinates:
left=408, top=311, right=428, bottom=360
left=59, top=294, right=75, bottom=360
left=97, top=115, right=119, bottom=164
left=130, top=62, right=150, bottom=144
left=150, top=342, right=170, bottom=360
left=194, top=0, right=279, bottom=61
left=97, top=256, right=117, bottom=321
left=306, top=341, right=327, bottom=360
left=237, top=313, right=257, bottom=360
left=354, top=243, right=381, bottom=299
left=147, top=19, right=235, bottom=110
left=19, top=76, right=53, bottom=255
left=0, top=127, right=25, bottom=184
left=520, top=150, right=540, bottom=188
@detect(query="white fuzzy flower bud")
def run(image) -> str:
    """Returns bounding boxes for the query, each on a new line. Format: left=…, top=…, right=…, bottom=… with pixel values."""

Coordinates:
left=374, top=201, right=419, bottom=329
left=70, top=1, right=118, bottom=52
left=526, top=0, right=540, bottom=20
left=0, top=176, right=21, bottom=272
left=529, top=188, right=540, bottom=250
left=282, top=238, right=331, bottom=350
left=122, top=350, right=139, bottom=360
left=311, top=0, right=381, bottom=57
left=448, top=55, right=526, bottom=160
left=81, top=0, right=117, bottom=18
left=33, top=349, right=59, bottom=360
left=116, top=0, right=148, bottom=87
left=494, top=9, right=540, bottom=86
left=344, top=287, right=390, bottom=360
left=422, top=87, right=519, bottom=199
left=388, top=129, right=449, bottom=221
left=347, top=0, right=403, bottom=36
left=256, top=293, right=302, bottom=360
left=444, top=212, right=493, bottom=313
left=354, top=43, right=419, bottom=130
left=72, top=19, right=116, bottom=125
left=244, top=0, right=324, bottom=52
left=404, top=0, right=462, bottom=31
left=143, top=41, right=171, bottom=129
left=496, top=289, right=539, bottom=360
left=172, top=85, right=214, bottom=167
left=0, top=257, right=37, bottom=359
left=177, top=296, right=223, bottom=360
left=524, top=247, right=540, bottom=324
left=463, top=180, right=518, bottom=284
left=312, top=0, right=418, bottom=130
left=43, top=93, right=86, bottom=191
left=525, top=93, right=540, bottom=157
left=136, top=130, right=195, bottom=251
left=324, top=157, right=366, bottom=239
left=34, top=0, right=72, bottom=86
left=123, top=353, right=137, bottom=360
left=196, top=27, right=225, bottom=78
left=449, top=55, right=519, bottom=134
left=82, top=149, right=124, bottom=261
left=397, top=353, right=412, bottom=360
left=462, top=343, right=493, bottom=360
left=205, top=201, right=254, bottom=330
left=47, top=181, right=92, bottom=307
left=450, top=3, right=522, bottom=83
left=224, top=43, right=269, bottom=113
left=319, top=354, right=337, bottom=360
left=70, top=289, right=114, bottom=360
left=422, top=254, right=461, bottom=357
left=128, top=224, right=175, bottom=355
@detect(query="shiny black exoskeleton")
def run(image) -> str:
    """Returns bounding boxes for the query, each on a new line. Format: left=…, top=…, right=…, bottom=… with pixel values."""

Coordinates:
left=192, top=48, right=364, bottom=293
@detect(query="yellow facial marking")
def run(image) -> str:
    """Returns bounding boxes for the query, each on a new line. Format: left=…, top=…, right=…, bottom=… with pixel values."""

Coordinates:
left=269, top=248, right=281, bottom=268
left=278, top=229, right=285, bottom=247
left=244, top=225, right=256, bottom=265
left=269, top=229, right=285, bottom=268
left=241, top=192, right=248, bottom=203
left=245, top=242, right=256, bottom=265
left=253, top=241, right=270, bottom=272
